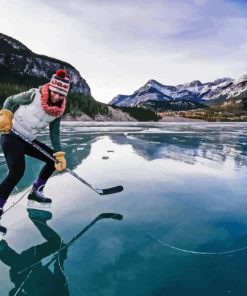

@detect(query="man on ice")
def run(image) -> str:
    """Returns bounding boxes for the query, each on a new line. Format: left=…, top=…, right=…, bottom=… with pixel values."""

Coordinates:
left=0, top=69, right=70, bottom=235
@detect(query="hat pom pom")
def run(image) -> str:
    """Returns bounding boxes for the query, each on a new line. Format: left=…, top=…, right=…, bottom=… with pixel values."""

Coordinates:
left=56, top=69, right=66, bottom=78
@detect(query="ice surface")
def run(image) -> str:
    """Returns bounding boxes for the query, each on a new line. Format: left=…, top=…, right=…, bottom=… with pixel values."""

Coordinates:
left=1, top=122, right=247, bottom=295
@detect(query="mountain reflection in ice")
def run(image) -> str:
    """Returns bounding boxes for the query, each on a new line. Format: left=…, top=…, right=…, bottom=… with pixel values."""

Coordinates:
left=61, top=122, right=247, bottom=168
left=61, top=122, right=247, bottom=169
left=110, top=131, right=246, bottom=167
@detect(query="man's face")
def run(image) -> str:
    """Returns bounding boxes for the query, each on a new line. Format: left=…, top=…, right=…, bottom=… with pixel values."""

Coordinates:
left=50, top=91, right=66, bottom=103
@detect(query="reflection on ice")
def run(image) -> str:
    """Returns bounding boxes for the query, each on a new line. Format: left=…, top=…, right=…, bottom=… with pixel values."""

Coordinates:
left=109, top=131, right=247, bottom=170
left=0, top=209, right=123, bottom=295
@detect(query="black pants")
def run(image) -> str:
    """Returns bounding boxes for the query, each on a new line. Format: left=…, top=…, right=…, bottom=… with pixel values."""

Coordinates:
left=0, top=133, right=55, bottom=200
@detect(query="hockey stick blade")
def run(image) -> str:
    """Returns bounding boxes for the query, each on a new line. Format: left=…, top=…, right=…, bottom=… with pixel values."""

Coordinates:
left=97, top=213, right=123, bottom=220
left=98, top=185, right=124, bottom=195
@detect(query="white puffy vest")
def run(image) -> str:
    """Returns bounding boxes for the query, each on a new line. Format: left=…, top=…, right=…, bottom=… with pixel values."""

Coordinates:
left=13, top=89, right=57, bottom=140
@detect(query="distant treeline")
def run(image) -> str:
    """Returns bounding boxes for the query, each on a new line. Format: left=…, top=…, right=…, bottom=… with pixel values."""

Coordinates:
left=66, top=93, right=109, bottom=117
left=0, top=82, right=28, bottom=102
left=142, top=99, right=207, bottom=112
left=111, top=105, right=161, bottom=121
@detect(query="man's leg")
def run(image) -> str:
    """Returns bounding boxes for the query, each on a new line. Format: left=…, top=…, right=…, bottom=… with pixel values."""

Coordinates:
left=25, top=139, right=56, bottom=188
left=0, top=134, right=25, bottom=214
left=24, top=139, right=56, bottom=206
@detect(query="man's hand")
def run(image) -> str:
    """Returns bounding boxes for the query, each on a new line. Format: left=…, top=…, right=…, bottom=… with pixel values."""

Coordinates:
left=53, top=151, right=66, bottom=171
left=0, top=109, right=13, bottom=133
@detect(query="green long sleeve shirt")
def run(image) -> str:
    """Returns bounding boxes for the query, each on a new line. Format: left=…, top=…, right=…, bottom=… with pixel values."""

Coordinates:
left=3, top=88, right=62, bottom=151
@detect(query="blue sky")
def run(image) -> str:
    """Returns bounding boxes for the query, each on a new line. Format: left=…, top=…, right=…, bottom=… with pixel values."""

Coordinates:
left=0, top=0, right=247, bottom=103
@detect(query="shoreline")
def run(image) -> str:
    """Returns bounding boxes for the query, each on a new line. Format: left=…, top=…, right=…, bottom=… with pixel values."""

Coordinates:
left=159, top=116, right=205, bottom=122
left=62, top=116, right=205, bottom=122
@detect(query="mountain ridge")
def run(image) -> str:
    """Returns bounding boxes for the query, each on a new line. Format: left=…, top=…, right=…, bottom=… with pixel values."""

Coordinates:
left=109, top=75, right=247, bottom=111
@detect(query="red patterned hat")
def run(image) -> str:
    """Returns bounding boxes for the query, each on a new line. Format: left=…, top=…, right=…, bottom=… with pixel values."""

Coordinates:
left=49, top=69, right=70, bottom=96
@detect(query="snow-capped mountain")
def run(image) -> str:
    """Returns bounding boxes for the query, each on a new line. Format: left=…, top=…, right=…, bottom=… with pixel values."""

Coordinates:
left=109, top=75, right=247, bottom=109
left=0, top=33, right=91, bottom=95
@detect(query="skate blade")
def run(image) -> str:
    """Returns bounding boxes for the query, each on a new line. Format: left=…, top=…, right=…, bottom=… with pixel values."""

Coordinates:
left=27, top=200, right=51, bottom=209
left=0, top=232, right=6, bottom=241
left=0, top=225, right=7, bottom=240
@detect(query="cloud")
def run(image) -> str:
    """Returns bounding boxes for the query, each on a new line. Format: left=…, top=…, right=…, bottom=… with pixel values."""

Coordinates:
left=194, top=0, right=207, bottom=5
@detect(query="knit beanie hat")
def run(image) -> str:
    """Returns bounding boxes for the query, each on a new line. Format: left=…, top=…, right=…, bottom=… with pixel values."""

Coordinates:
left=49, top=69, right=70, bottom=96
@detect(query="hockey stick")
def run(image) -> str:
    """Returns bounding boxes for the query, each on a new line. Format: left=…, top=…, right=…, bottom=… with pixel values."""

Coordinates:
left=11, top=129, right=123, bottom=195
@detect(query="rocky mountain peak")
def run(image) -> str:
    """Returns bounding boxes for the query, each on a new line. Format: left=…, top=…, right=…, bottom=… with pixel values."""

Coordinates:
left=185, top=80, right=202, bottom=88
left=0, top=33, right=91, bottom=96
left=235, top=74, right=247, bottom=85
left=213, top=77, right=232, bottom=85
left=146, top=79, right=162, bottom=87
left=0, top=33, right=31, bottom=53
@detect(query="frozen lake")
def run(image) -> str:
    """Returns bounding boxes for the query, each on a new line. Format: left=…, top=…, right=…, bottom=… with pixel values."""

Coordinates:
left=1, top=122, right=247, bottom=295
